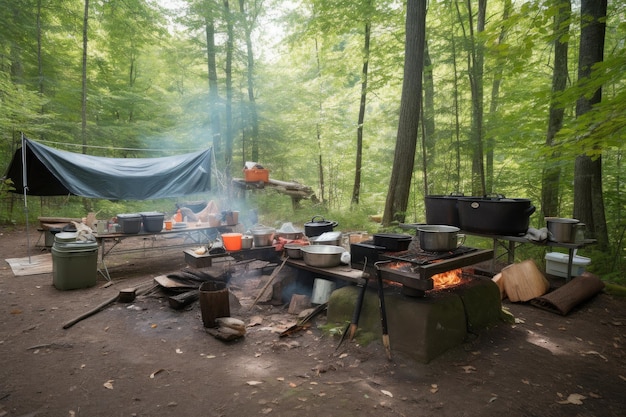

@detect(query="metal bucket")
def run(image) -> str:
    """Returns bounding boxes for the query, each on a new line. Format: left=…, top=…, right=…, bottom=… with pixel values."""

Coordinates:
left=311, top=278, right=336, bottom=304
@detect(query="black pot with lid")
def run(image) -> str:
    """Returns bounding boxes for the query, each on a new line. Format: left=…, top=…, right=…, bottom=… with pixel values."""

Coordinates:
left=304, top=215, right=338, bottom=237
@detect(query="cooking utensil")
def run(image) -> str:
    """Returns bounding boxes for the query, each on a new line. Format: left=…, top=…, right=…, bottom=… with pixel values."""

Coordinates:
left=372, top=233, right=412, bottom=251
left=241, top=235, right=253, bottom=249
left=336, top=270, right=370, bottom=351
left=250, top=225, right=275, bottom=247
left=425, top=194, right=463, bottom=227
left=545, top=217, right=580, bottom=243
left=375, top=261, right=392, bottom=360
left=457, top=195, right=536, bottom=236
left=304, top=215, right=338, bottom=237
left=283, top=243, right=305, bottom=259
left=416, top=225, right=463, bottom=251
left=300, top=245, right=345, bottom=268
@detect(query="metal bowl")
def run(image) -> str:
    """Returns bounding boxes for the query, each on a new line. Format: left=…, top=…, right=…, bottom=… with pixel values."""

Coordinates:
left=276, top=231, right=304, bottom=241
left=283, top=243, right=306, bottom=259
left=300, top=245, right=345, bottom=268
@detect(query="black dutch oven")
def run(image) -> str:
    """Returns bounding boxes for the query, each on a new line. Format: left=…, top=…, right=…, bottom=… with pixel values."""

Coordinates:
left=304, top=215, right=339, bottom=237
left=373, top=233, right=413, bottom=252
left=457, top=195, right=536, bottom=236
left=424, top=194, right=463, bottom=227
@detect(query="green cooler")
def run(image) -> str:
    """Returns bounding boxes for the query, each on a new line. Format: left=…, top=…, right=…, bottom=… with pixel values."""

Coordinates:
left=52, top=240, right=99, bottom=290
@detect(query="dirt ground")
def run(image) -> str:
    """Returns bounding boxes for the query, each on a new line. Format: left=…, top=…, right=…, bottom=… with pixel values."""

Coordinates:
left=1, top=225, right=625, bottom=417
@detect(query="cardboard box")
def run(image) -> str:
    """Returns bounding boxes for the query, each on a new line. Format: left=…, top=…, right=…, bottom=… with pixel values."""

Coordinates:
left=545, top=252, right=591, bottom=278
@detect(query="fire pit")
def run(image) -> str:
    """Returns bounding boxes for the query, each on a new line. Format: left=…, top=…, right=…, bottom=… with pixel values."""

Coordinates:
left=351, top=240, right=494, bottom=296
left=325, top=240, right=501, bottom=362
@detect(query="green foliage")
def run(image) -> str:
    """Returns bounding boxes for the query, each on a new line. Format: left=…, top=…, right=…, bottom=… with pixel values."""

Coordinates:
left=0, top=0, right=623, bottom=283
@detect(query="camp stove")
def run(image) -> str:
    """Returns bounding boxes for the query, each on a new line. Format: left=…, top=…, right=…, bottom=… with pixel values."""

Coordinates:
left=351, top=242, right=493, bottom=296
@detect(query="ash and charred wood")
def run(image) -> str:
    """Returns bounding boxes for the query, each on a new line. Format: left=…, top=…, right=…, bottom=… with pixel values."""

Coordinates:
left=182, top=267, right=228, bottom=281
left=168, top=290, right=199, bottom=310
left=281, top=302, right=328, bottom=338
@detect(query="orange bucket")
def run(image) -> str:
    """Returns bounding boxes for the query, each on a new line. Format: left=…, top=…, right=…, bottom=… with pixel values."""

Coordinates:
left=221, top=233, right=242, bottom=251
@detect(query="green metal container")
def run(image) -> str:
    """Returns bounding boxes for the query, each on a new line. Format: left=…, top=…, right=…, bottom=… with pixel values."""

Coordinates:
left=52, top=241, right=99, bottom=290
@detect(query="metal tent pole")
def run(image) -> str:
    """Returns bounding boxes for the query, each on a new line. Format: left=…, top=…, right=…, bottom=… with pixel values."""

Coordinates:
left=21, top=133, right=32, bottom=263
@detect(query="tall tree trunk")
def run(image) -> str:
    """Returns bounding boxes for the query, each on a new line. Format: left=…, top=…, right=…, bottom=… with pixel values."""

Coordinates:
left=315, top=39, right=326, bottom=204
left=485, top=0, right=510, bottom=194
left=223, top=0, right=234, bottom=173
left=36, top=0, right=44, bottom=116
left=541, top=0, right=570, bottom=218
left=351, top=18, right=371, bottom=206
left=422, top=37, right=435, bottom=194
left=574, top=0, right=608, bottom=249
left=205, top=12, right=221, bottom=156
left=239, top=0, right=259, bottom=162
left=451, top=28, right=461, bottom=191
left=382, top=0, right=426, bottom=225
left=466, top=0, right=487, bottom=196
left=81, top=0, right=89, bottom=154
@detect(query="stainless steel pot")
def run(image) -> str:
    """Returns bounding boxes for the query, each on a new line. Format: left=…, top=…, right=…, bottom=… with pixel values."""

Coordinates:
left=241, top=235, right=253, bottom=249
left=416, top=225, right=463, bottom=252
left=250, top=226, right=275, bottom=247
left=545, top=217, right=580, bottom=243
left=300, top=245, right=345, bottom=267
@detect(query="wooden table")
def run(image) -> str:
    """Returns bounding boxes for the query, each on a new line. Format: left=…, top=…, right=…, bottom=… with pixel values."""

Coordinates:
left=94, top=223, right=237, bottom=280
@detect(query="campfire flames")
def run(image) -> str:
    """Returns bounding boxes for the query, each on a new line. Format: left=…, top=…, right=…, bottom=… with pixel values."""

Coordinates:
left=431, top=268, right=463, bottom=289
left=385, top=262, right=465, bottom=290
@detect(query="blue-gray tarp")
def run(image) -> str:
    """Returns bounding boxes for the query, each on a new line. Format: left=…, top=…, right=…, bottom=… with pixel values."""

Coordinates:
left=5, top=138, right=211, bottom=200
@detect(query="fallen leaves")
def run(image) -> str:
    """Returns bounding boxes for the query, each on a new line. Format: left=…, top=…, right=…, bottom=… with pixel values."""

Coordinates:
left=246, top=380, right=263, bottom=386
left=380, top=389, right=393, bottom=398
left=150, top=369, right=166, bottom=379
left=461, top=365, right=476, bottom=374
left=557, top=393, right=586, bottom=405
left=580, top=350, right=608, bottom=361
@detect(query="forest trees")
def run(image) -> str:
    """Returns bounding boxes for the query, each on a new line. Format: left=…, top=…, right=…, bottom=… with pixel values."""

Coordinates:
left=382, top=0, right=426, bottom=224
left=573, top=0, right=609, bottom=249
left=0, top=0, right=624, bottom=270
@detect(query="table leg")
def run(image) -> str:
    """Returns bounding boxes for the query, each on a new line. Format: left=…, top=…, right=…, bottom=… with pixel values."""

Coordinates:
left=566, top=248, right=574, bottom=282
left=508, top=241, right=515, bottom=264
left=96, top=238, right=111, bottom=282
left=491, top=238, right=497, bottom=272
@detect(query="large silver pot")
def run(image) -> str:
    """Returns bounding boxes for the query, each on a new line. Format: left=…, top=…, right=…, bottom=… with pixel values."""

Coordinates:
left=416, top=225, right=463, bottom=252
left=301, top=245, right=345, bottom=268
left=250, top=226, right=275, bottom=247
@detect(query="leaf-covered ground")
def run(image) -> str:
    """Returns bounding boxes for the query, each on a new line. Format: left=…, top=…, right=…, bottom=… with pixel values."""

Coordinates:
left=1, top=226, right=625, bottom=417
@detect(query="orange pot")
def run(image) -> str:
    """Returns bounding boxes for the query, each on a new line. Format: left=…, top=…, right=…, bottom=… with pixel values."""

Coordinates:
left=222, top=233, right=242, bottom=251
